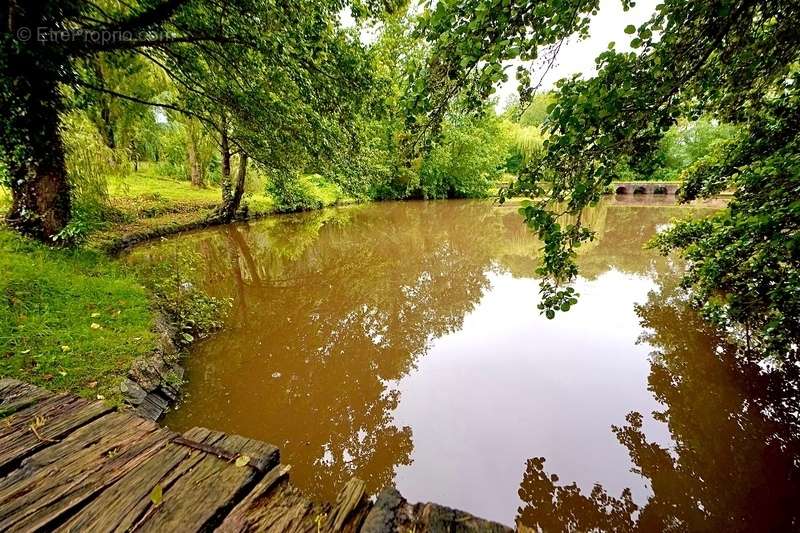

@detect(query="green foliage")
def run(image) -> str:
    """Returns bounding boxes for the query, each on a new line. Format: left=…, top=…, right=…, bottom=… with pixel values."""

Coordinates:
left=649, top=84, right=800, bottom=358
left=266, top=172, right=344, bottom=213
left=407, top=0, right=599, bottom=142
left=0, top=229, right=156, bottom=401
left=524, top=0, right=797, bottom=354
left=135, top=247, right=230, bottom=348
left=653, top=118, right=740, bottom=181
left=507, top=93, right=558, bottom=127
left=57, top=111, right=124, bottom=242
left=505, top=122, right=547, bottom=173
left=147, top=122, right=193, bottom=179
left=418, top=110, right=511, bottom=199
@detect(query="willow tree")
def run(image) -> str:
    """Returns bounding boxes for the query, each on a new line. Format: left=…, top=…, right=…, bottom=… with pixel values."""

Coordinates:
left=410, top=0, right=800, bottom=356
left=1, top=0, right=385, bottom=239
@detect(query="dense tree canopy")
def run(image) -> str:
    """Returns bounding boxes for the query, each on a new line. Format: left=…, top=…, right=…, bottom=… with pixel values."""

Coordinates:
left=0, top=0, right=382, bottom=238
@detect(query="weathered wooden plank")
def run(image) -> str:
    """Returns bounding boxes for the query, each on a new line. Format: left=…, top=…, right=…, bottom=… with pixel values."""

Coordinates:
left=323, top=478, right=371, bottom=533
left=0, top=412, right=173, bottom=532
left=0, top=378, right=40, bottom=399
left=130, top=427, right=280, bottom=532
left=0, top=378, right=51, bottom=417
left=0, top=393, right=112, bottom=473
left=58, top=428, right=237, bottom=532
left=216, top=464, right=324, bottom=533
left=55, top=435, right=199, bottom=532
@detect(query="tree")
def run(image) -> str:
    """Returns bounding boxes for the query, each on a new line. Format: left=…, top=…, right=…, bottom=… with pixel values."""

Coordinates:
left=182, top=116, right=212, bottom=187
left=1, top=0, right=383, bottom=240
left=410, top=0, right=800, bottom=356
left=216, top=122, right=248, bottom=221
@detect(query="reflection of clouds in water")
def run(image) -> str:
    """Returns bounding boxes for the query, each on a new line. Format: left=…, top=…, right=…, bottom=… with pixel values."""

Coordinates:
left=392, top=270, right=672, bottom=525
left=129, top=199, right=731, bottom=526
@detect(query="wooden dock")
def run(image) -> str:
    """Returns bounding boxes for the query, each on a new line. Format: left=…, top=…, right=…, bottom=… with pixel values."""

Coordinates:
left=0, top=379, right=511, bottom=532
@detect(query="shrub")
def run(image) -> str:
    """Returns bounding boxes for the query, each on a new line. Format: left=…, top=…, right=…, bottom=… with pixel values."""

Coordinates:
left=418, top=111, right=512, bottom=199
left=266, top=172, right=343, bottom=212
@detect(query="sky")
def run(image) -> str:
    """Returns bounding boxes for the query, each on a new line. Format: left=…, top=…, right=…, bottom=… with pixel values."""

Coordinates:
left=343, top=0, right=659, bottom=109
left=494, top=0, right=658, bottom=108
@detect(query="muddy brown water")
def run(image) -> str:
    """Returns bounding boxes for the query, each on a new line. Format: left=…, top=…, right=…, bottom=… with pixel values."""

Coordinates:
left=127, top=196, right=800, bottom=530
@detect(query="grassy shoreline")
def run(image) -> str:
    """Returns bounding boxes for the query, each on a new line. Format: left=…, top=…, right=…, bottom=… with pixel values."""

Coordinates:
left=0, top=168, right=349, bottom=404
left=0, top=229, right=157, bottom=403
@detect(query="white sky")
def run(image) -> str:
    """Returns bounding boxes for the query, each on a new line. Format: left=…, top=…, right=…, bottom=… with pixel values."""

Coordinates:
left=341, top=0, right=658, bottom=109
left=495, top=0, right=658, bottom=108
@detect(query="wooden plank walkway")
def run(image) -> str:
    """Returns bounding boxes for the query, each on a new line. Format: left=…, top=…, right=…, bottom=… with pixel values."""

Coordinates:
left=0, top=379, right=511, bottom=532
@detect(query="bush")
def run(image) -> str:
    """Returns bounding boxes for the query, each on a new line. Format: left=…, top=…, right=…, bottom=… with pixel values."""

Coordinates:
left=418, top=111, right=511, bottom=199
left=266, top=172, right=343, bottom=212
left=505, top=123, right=546, bottom=173
left=135, top=248, right=229, bottom=348
left=658, top=117, right=738, bottom=172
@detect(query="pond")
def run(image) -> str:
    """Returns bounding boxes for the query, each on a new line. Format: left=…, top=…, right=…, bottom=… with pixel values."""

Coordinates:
left=128, top=196, right=799, bottom=529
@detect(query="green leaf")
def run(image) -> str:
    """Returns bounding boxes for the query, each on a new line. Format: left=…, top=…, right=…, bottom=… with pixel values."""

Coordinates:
left=624, top=24, right=636, bottom=34
left=150, top=484, right=163, bottom=507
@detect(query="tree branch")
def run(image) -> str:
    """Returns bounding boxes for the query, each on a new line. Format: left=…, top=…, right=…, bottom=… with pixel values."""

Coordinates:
left=104, top=0, right=188, bottom=33
left=74, top=80, right=214, bottom=126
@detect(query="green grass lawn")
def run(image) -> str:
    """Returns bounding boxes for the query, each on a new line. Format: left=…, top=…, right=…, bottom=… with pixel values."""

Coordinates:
left=0, top=229, right=157, bottom=403
left=109, top=166, right=223, bottom=203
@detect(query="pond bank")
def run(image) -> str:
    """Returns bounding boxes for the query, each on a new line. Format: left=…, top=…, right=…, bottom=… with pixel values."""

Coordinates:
left=0, top=174, right=354, bottom=409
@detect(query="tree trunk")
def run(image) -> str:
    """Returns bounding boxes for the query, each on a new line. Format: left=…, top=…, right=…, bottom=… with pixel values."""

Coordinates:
left=185, top=119, right=206, bottom=188
left=217, top=153, right=247, bottom=221
left=2, top=5, right=72, bottom=241
left=187, top=138, right=202, bottom=186
left=219, top=116, right=232, bottom=203
left=99, top=99, right=116, bottom=150
left=231, top=153, right=248, bottom=213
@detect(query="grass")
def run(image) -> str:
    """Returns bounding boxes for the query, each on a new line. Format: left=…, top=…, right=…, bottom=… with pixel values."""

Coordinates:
left=1, top=165, right=349, bottom=401
left=109, top=165, right=222, bottom=203
left=0, top=229, right=157, bottom=403
left=89, top=166, right=276, bottom=250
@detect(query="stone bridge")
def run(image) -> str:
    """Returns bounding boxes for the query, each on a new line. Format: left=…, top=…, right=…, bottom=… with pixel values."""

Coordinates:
left=613, top=182, right=681, bottom=195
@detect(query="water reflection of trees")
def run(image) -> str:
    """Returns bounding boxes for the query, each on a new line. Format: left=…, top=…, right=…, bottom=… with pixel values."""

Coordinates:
left=516, top=276, right=800, bottom=531
left=154, top=201, right=513, bottom=502
left=130, top=199, right=731, bottom=506
left=497, top=200, right=712, bottom=281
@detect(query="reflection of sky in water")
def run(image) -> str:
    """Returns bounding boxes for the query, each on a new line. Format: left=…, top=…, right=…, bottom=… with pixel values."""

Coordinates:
left=127, top=198, right=729, bottom=528
left=392, top=270, right=672, bottom=524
